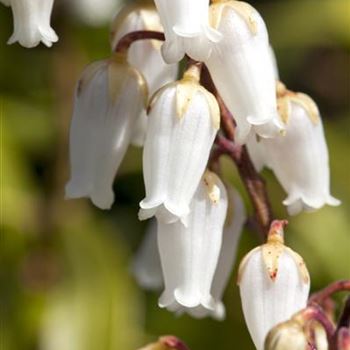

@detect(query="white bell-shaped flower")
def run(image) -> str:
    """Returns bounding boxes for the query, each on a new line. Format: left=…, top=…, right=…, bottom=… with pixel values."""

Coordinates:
left=139, top=65, right=220, bottom=224
left=7, top=0, right=58, bottom=48
left=110, top=3, right=178, bottom=146
left=132, top=219, right=163, bottom=291
left=65, top=53, right=147, bottom=209
left=157, top=171, right=228, bottom=315
left=238, top=221, right=310, bottom=350
left=250, top=82, right=340, bottom=215
left=153, top=0, right=221, bottom=63
left=209, top=185, right=246, bottom=319
left=174, top=184, right=246, bottom=320
left=206, top=0, right=283, bottom=144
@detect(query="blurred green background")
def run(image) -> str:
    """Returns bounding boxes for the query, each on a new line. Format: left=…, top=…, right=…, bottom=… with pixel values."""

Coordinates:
left=1, top=1, right=349, bottom=349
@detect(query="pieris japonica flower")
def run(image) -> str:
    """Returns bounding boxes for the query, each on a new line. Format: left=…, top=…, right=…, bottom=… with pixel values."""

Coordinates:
left=138, top=336, right=190, bottom=350
left=157, top=171, right=228, bottom=317
left=249, top=82, right=340, bottom=215
left=153, top=0, right=221, bottom=63
left=139, top=65, right=220, bottom=224
left=132, top=220, right=163, bottom=291
left=110, top=2, right=178, bottom=146
left=174, top=184, right=246, bottom=320
left=208, top=185, right=246, bottom=320
left=265, top=309, right=330, bottom=350
left=6, top=0, right=58, bottom=48
left=264, top=319, right=308, bottom=350
left=65, top=53, right=147, bottom=209
left=206, top=0, right=284, bottom=144
left=238, top=221, right=310, bottom=350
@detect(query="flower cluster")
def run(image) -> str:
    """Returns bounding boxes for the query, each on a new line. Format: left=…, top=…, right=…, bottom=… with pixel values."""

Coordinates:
left=3, top=0, right=342, bottom=348
left=61, top=0, right=341, bottom=347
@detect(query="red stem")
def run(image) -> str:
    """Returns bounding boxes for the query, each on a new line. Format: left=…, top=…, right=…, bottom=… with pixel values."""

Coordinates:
left=115, top=30, right=165, bottom=53
left=202, top=65, right=273, bottom=237
left=301, top=305, right=336, bottom=348
left=215, top=134, right=273, bottom=237
left=308, top=280, right=350, bottom=305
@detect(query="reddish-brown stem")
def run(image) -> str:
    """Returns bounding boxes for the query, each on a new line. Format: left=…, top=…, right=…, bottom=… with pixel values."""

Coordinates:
left=115, top=30, right=165, bottom=53
left=308, top=280, right=350, bottom=305
left=201, top=64, right=273, bottom=237
left=300, top=305, right=336, bottom=348
left=337, top=296, right=350, bottom=330
left=215, top=134, right=273, bottom=237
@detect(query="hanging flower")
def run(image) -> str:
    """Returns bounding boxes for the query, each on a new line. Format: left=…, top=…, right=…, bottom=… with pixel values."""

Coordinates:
left=110, top=2, right=178, bottom=146
left=265, top=308, right=331, bottom=350
left=264, top=319, right=309, bottom=350
left=153, top=0, right=222, bottom=63
left=174, top=184, right=246, bottom=320
left=132, top=219, right=163, bottom=291
left=6, top=0, right=58, bottom=48
left=157, top=170, right=228, bottom=316
left=206, top=0, right=283, bottom=144
left=65, top=53, right=147, bottom=209
left=248, top=82, right=340, bottom=215
left=209, top=185, right=246, bottom=320
left=139, top=65, right=220, bottom=225
left=237, top=220, right=310, bottom=350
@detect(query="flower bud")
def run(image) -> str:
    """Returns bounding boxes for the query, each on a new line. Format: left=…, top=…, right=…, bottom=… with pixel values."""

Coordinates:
left=248, top=83, right=340, bottom=215
left=65, top=54, right=147, bottom=209
left=7, top=0, right=58, bottom=48
left=157, top=171, right=228, bottom=316
left=264, top=319, right=308, bottom=350
left=138, top=336, right=190, bottom=350
left=206, top=0, right=283, bottom=144
left=110, top=2, right=178, bottom=146
left=338, top=327, right=350, bottom=350
left=132, top=219, right=163, bottom=291
left=238, top=221, right=310, bottom=350
left=139, top=66, right=220, bottom=224
left=153, top=0, right=222, bottom=63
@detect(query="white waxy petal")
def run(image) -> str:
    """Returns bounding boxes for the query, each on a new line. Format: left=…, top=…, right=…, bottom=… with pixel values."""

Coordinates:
left=65, top=55, right=147, bottom=209
left=132, top=219, right=163, bottom=291
left=238, top=221, right=310, bottom=350
left=269, top=45, right=280, bottom=80
left=8, top=0, right=58, bottom=48
left=209, top=185, right=246, bottom=320
left=110, top=4, right=178, bottom=146
left=157, top=171, right=228, bottom=315
left=252, top=92, right=340, bottom=215
left=139, top=68, right=220, bottom=224
left=206, top=1, right=283, bottom=144
left=154, top=0, right=221, bottom=63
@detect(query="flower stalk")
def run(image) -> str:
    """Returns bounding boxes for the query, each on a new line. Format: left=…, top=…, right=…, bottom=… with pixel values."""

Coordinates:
left=308, top=280, right=350, bottom=305
left=115, top=30, right=165, bottom=53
